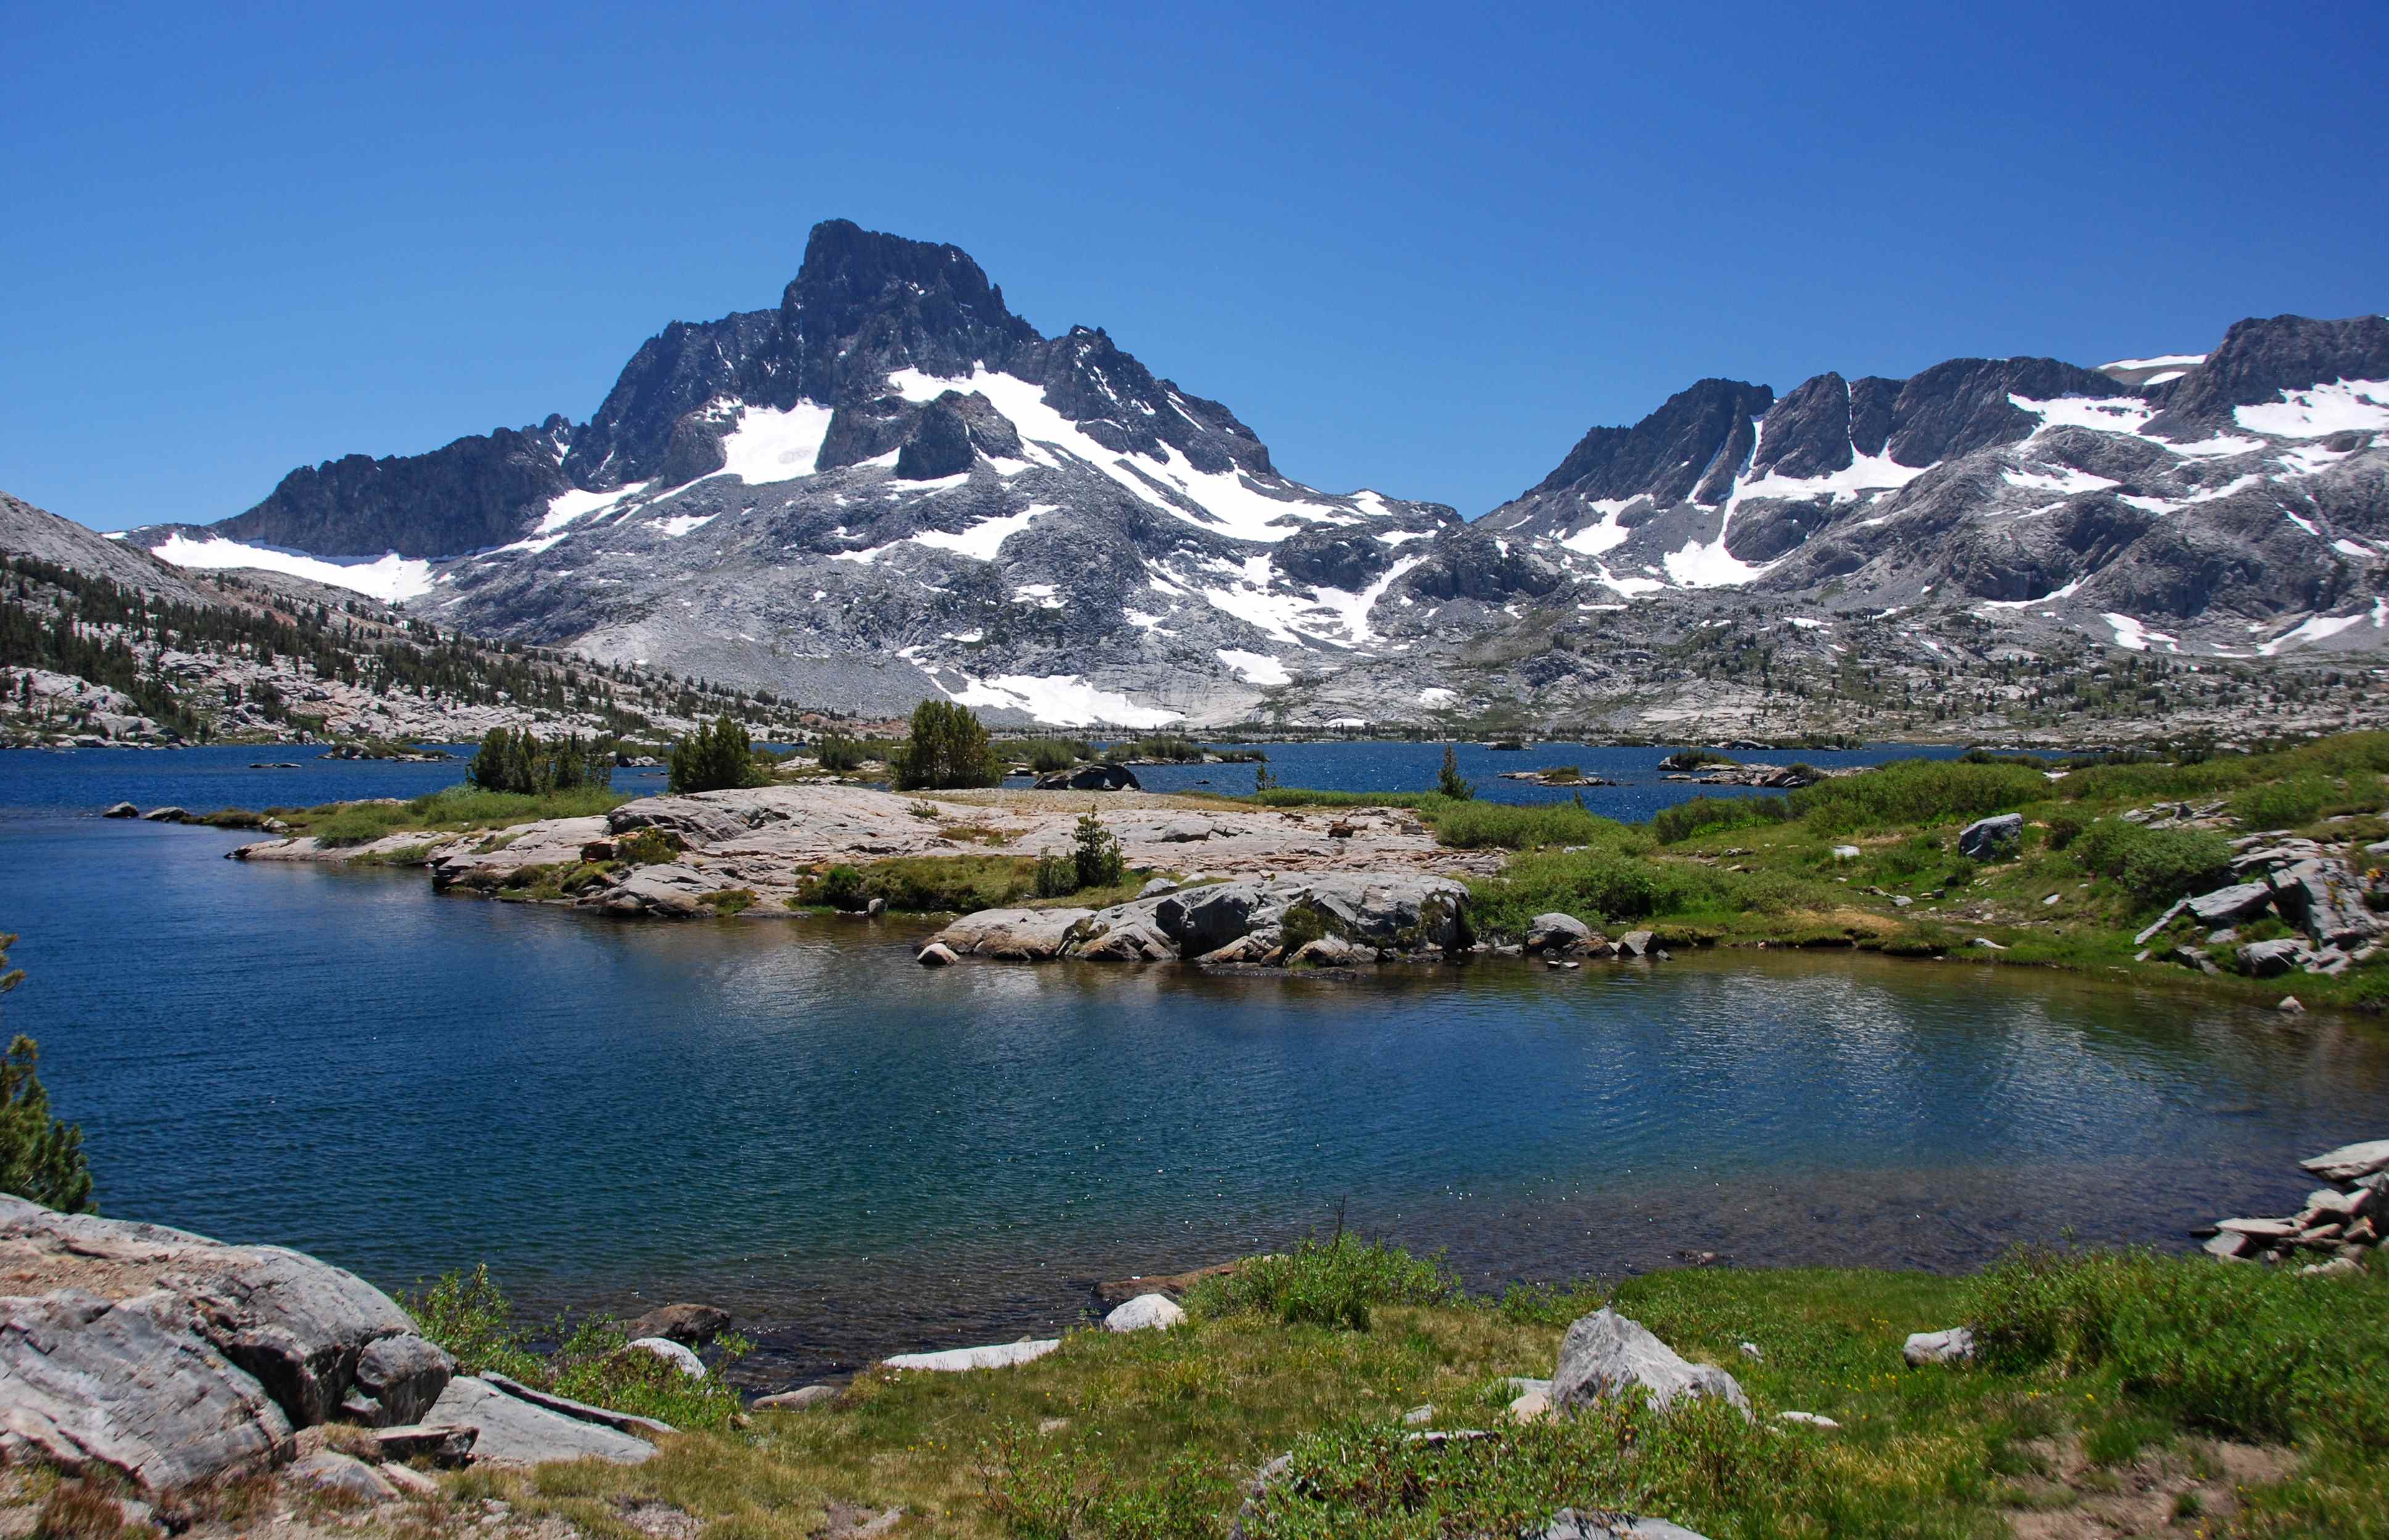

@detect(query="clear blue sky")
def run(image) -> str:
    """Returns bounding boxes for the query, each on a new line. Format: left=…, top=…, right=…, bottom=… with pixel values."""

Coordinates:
left=6, top=1, right=2383, bottom=532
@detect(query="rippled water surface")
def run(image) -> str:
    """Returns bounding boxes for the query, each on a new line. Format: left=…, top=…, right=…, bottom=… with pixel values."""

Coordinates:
left=4, top=745, right=2385, bottom=1384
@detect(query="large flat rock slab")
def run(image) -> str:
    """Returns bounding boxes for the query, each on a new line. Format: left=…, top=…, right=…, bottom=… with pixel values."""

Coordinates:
left=0, top=1288, right=293, bottom=1492
left=426, top=1375, right=660, bottom=1466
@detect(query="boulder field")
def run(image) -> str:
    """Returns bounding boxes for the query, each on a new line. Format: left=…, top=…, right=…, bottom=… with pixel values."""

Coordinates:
left=925, top=871, right=1473, bottom=966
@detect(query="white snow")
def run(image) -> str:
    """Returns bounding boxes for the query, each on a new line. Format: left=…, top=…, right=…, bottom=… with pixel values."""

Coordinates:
left=535, top=483, right=646, bottom=536
left=1121, top=610, right=1168, bottom=631
left=887, top=366, right=1370, bottom=543
left=2102, top=613, right=2179, bottom=652
left=2278, top=442, right=2357, bottom=475
left=2009, top=394, right=2154, bottom=436
left=1215, top=648, right=1291, bottom=686
left=1560, top=497, right=1643, bottom=555
left=1011, top=583, right=1062, bottom=610
left=1195, top=553, right=1424, bottom=647
left=1787, top=616, right=1831, bottom=629
left=2332, top=539, right=2375, bottom=558
left=2259, top=611, right=2368, bottom=655
left=912, top=503, right=1057, bottom=561
left=2234, top=379, right=2389, bottom=438
left=2160, top=433, right=2266, bottom=458
left=1733, top=449, right=1927, bottom=505
left=151, top=535, right=435, bottom=603
left=1417, top=687, right=1459, bottom=708
left=2103, top=354, right=2206, bottom=371
left=943, top=672, right=1180, bottom=728
left=2140, top=370, right=2187, bottom=386
left=656, top=513, right=718, bottom=538
left=2119, top=473, right=2266, bottom=516
left=717, top=401, right=837, bottom=483
left=2003, top=466, right=2118, bottom=495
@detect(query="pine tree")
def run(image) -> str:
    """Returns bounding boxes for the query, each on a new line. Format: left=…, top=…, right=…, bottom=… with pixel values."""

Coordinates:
left=0, top=938, right=93, bottom=1214
left=669, top=715, right=761, bottom=793
left=1436, top=743, right=1474, bottom=801
left=889, top=701, right=1001, bottom=790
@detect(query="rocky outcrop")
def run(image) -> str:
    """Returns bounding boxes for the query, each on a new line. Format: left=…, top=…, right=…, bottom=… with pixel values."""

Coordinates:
left=2135, top=839, right=2385, bottom=976
left=0, top=1196, right=455, bottom=1491
left=2200, top=1136, right=2387, bottom=1270
left=0, top=1199, right=677, bottom=1492
left=928, top=872, right=1472, bottom=966
left=1550, top=1308, right=1750, bottom=1419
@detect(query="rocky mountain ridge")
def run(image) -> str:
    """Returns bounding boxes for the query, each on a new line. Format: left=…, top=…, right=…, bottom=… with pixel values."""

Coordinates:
left=99, top=221, right=2388, bottom=732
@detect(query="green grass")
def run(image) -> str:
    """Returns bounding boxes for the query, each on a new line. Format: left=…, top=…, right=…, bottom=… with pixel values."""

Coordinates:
left=1786, top=757, right=2050, bottom=835
left=398, top=1248, right=2388, bottom=1540
left=1426, top=799, right=1615, bottom=851
left=402, top=1264, right=748, bottom=1433
left=1421, top=730, right=2389, bottom=1011
left=289, top=783, right=628, bottom=847
left=1185, top=1236, right=1459, bottom=1330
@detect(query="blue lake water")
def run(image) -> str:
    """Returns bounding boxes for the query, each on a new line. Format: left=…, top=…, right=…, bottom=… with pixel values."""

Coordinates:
left=4, top=743, right=2383, bottom=1387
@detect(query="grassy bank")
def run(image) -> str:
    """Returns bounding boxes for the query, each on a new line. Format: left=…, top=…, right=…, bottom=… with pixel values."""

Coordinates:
left=407, top=1241, right=2387, bottom=1539
left=1440, top=734, right=2389, bottom=1012
left=206, top=783, right=629, bottom=847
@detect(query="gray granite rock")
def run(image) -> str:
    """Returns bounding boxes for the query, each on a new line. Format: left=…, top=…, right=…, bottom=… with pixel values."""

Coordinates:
left=1551, top=1309, right=1749, bottom=1418
left=0, top=1287, right=292, bottom=1493
left=424, top=1375, right=659, bottom=1466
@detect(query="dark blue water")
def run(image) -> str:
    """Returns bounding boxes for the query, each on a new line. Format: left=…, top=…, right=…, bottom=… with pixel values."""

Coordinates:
left=4, top=743, right=2383, bottom=1387
left=1115, top=740, right=1974, bottom=821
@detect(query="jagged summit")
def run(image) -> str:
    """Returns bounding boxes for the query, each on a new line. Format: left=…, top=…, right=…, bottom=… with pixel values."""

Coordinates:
left=109, top=226, right=2387, bottom=729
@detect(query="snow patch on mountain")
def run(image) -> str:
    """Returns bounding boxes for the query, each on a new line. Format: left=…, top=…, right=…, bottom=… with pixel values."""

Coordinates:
left=1216, top=648, right=1291, bottom=686
left=2234, top=380, right=2389, bottom=438
left=945, top=671, right=1182, bottom=727
left=911, top=503, right=1057, bottom=560
left=151, top=534, right=436, bottom=603
left=718, top=402, right=837, bottom=483
left=887, top=367, right=1371, bottom=543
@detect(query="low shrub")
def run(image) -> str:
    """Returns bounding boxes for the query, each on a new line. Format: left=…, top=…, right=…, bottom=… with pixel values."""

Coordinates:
left=1185, top=1236, right=1455, bottom=1332
left=2042, top=804, right=2091, bottom=850
left=1787, top=757, right=2048, bottom=834
left=1246, top=789, right=1447, bottom=811
left=1650, top=794, right=1789, bottom=845
left=2071, top=819, right=2234, bottom=906
left=813, top=732, right=868, bottom=773
left=1429, top=800, right=1613, bottom=851
left=402, top=1264, right=748, bottom=1432
left=814, top=864, right=866, bottom=910
left=1961, top=1247, right=2389, bottom=1448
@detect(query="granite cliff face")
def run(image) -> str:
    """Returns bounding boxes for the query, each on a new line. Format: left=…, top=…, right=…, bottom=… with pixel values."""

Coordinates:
left=117, top=221, right=2386, bottom=729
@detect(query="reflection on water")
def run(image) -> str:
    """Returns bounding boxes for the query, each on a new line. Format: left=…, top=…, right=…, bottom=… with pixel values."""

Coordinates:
left=2, top=813, right=2384, bottom=1385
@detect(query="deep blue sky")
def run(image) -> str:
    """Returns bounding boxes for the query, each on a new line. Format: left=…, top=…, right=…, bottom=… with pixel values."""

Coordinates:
left=6, top=2, right=2384, bottom=533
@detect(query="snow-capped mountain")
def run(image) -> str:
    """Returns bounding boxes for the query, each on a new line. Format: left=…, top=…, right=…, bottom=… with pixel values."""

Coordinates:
left=120, top=219, right=2385, bottom=728
left=1484, top=313, right=2389, bottom=658
left=133, top=220, right=1460, bottom=722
